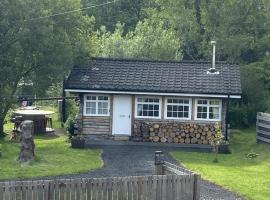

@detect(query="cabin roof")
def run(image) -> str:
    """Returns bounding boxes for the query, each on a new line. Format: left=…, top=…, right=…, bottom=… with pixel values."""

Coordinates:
left=65, top=57, right=241, bottom=96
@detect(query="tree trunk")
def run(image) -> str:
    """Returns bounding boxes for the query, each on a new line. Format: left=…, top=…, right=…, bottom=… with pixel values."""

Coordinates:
left=0, top=119, right=4, bottom=138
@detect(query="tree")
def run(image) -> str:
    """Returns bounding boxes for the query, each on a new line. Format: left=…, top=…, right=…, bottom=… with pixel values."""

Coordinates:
left=82, top=0, right=149, bottom=32
left=94, top=19, right=183, bottom=60
left=0, top=0, right=94, bottom=137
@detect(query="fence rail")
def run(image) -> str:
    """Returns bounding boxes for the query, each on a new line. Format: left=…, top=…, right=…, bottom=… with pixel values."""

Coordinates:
left=0, top=154, right=200, bottom=200
left=256, top=112, right=270, bottom=143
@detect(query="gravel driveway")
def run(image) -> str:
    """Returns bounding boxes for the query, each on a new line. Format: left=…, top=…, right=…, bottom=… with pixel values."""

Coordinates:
left=83, top=144, right=243, bottom=200
left=22, top=135, right=243, bottom=200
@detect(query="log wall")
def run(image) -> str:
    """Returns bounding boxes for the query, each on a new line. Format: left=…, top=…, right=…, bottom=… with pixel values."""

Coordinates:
left=133, top=120, right=221, bottom=145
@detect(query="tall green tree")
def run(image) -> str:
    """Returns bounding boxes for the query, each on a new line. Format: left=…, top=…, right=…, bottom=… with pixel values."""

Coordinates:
left=94, top=19, right=182, bottom=60
left=0, top=0, right=94, bottom=137
left=82, top=0, right=149, bottom=31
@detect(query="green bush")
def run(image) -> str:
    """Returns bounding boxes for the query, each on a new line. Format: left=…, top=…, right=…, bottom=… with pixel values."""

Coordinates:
left=229, top=63, right=270, bottom=128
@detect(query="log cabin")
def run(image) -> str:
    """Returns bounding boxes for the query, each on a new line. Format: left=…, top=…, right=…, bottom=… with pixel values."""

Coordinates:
left=64, top=57, right=241, bottom=144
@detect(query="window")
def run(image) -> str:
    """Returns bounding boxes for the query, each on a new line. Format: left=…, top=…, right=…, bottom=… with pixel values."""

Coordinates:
left=84, top=95, right=110, bottom=116
left=165, top=98, right=191, bottom=119
left=135, top=97, right=161, bottom=118
left=195, top=99, right=221, bottom=121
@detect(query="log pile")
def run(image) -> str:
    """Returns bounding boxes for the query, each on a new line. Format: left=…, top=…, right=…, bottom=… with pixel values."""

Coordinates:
left=134, top=122, right=221, bottom=145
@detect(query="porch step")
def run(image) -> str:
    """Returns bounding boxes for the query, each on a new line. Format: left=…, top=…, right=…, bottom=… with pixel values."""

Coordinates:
left=113, top=135, right=130, bottom=141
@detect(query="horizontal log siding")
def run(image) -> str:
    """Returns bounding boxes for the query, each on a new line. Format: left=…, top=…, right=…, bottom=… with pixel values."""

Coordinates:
left=82, top=116, right=111, bottom=134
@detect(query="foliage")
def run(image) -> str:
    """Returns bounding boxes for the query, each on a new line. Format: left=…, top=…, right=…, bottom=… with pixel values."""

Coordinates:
left=65, top=99, right=80, bottom=137
left=229, top=60, right=270, bottom=127
left=82, top=0, right=149, bottom=32
left=94, top=19, right=183, bottom=60
left=209, top=123, right=224, bottom=162
left=0, top=135, right=102, bottom=180
left=172, top=129, right=270, bottom=200
left=0, top=0, right=94, bottom=137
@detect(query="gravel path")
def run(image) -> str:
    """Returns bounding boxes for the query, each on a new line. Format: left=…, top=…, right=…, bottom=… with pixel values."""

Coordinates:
left=14, top=135, right=243, bottom=200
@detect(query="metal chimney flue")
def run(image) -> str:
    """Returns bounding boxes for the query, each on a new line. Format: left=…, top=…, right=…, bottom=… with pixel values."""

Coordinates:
left=207, top=40, right=219, bottom=74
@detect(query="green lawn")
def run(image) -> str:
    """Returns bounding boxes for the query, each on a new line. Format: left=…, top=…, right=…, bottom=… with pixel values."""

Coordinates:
left=172, top=129, right=270, bottom=200
left=0, top=135, right=102, bottom=180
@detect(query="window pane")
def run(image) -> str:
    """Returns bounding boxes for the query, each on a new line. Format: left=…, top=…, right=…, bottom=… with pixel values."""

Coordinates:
left=149, top=104, right=154, bottom=110
left=148, top=111, right=153, bottom=116
left=85, top=102, right=91, bottom=108
left=178, top=112, right=183, bottom=118
left=154, top=105, right=159, bottom=110
left=209, top=107, right=220, bottom=119
left=98, top=102, right=103, bottom=109
left=154, top=98, right=159, bottom=103
left=98, top=109, right=103, bottom=114
left=103, top=109, right=108, bottom=115
left=167, top=105, right=172, bottom=111
left=184, top=100, right=189, bottom=104
left=173, top=99, right=178, bottom=103
left=143, top=104, right=148, bottom=110
left=154, top=111, right=159, bottom=117
left=86, top=108, right=91, bottom=114
left=137, top=104, right=142, bottom=116
left=173, top=112, right=177, bottom=118
left=143, top=111, right=148, bottom=116
left=103, top=102, right=108, bottom=109
left=137, top=98, right=142, bottom=102
left=90, top=108, right=96, bottom=114
left=184, top=106, right=189, bottom=111
left=167, top=112, right=172, bottom=117
left=210, top=100, right=219, bottom=105
left=184, top=112, right=188, bottom=118
left=168, top=99, right=172, bottom=103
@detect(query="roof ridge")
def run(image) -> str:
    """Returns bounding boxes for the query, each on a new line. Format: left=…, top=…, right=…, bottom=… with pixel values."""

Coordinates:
left=85, top=57, right=238, bottom=65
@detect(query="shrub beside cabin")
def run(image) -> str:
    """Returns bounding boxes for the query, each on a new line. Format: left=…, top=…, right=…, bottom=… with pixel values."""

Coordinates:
left=65, top=58, right=241, bottom=144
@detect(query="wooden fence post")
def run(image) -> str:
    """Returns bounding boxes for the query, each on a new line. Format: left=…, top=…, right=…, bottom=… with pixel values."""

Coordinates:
left=193, top=174, right=200, bottom=200
left=155, top=151, right=165, bottom=175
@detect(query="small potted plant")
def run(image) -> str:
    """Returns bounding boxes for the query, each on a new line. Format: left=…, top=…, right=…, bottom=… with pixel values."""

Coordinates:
left=71, top=135, right=85, bottom=149
left=218, top=140, right=231, bottom=154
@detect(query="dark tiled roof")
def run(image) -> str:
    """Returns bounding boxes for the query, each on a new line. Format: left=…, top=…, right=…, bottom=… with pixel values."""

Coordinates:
left=65, top=57, right=241, bottom=95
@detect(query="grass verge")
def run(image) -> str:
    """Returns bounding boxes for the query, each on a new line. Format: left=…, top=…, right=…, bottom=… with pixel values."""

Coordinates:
left=171, top=129, right=270, bottom=200
left=0, top=135, right=102, bottom=180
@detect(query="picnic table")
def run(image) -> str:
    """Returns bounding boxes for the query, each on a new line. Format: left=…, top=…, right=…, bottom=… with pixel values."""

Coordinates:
left=13, top=108, right=55, bottom=134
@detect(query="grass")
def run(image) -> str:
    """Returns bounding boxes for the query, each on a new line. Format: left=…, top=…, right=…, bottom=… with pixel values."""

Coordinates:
left=0, top=135, right=102, bottom=180
left=1, top=109, right=102, bottom=180
left=171, top=129, right=270, bottom=200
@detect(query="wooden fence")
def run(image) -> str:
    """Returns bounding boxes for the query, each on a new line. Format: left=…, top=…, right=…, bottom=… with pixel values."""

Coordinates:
left=0, top=162, right=200, bottom=200
left=256, top=112, right=270, bottom=143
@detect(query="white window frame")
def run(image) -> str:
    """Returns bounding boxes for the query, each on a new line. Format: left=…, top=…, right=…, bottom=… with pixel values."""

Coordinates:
left=164, top=97, right=192, bottom=120
left=84, top=94, right=110, bottom=116
left=135, top=96, right=162, bottom=119
left=195, top=99, right=222, bottom=121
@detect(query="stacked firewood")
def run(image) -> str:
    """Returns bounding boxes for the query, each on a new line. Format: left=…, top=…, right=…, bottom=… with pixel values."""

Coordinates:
left=134, top=122, right=220, bottom=145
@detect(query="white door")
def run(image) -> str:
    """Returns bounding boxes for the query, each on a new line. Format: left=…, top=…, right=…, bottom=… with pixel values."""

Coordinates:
left=113, top=95, right=132, bottom=135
